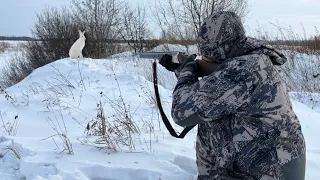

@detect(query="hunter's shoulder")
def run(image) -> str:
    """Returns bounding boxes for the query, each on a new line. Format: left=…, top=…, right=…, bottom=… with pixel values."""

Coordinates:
left=221, top=54, right=273, bottom=73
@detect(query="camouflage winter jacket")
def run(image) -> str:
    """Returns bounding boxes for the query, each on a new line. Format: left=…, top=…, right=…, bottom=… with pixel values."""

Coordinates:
left=171, top=12, right=306, bottom=180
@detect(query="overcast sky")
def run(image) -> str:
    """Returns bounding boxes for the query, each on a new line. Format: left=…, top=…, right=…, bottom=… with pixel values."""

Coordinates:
left=1, top=0, right=319, bottom=38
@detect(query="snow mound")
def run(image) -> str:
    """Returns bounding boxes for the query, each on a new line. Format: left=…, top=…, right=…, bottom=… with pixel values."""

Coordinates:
left=0, top=55, right=319, bottom=180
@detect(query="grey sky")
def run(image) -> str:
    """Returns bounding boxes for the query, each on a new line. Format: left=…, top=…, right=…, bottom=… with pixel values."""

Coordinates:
left=245, top=0, right=320, bottom=38
left=0, top=0, right=67, bottom=36
left=0, top=0, right=319, bottom=38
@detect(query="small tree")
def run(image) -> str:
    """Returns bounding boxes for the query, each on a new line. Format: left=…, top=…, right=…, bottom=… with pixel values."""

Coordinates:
left=118, top=3, right=151, bottom=53
left=72, top=0, right=123, bottom=58
left=151, top=0, right=249, bottom=53
left=25, top=0, right=125, bottom=69
left=26, top=7, right=79, bottom=68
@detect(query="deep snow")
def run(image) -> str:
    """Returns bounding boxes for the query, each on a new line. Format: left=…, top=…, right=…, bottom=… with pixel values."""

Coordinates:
left=0, top=44, right=319, bottom=180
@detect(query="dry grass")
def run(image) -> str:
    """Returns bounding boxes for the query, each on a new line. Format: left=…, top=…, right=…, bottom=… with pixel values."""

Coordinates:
left=0, top=112, right=19, bottom=136
left=0, top=49, right=33, bottom=88
left=3, top=145, right=21, bottom=159
left=83, top=71, right=141, bottom=153
left=0, top=86, right=19, bottom=136
left=252, top=21, right=320, bottom=108
left=42, top=112, right=74, bottom=155
left=0, top=42, right=10, bottom=53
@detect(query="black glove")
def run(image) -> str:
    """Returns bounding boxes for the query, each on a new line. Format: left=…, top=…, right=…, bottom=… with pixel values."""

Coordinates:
left=179, top=54, right=197, bottom=68
left=159, top=54, right=181, bottom=72
left=174, top=54, right=197, bottom=78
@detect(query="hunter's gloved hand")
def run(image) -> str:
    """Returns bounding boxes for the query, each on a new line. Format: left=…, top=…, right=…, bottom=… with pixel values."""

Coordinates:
left=174, top=54, right=197, bottom=78
left=159, top=54, right=180, bottom=72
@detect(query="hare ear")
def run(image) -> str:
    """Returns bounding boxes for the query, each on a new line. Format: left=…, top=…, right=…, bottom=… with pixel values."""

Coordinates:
left=78, top=30, right=82, bottom=35
left=82, top=30, right=85, bottom=34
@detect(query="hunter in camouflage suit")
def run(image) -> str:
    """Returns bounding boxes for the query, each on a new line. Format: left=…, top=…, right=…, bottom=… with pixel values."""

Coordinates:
left=159, top=11, right=306, bottom=180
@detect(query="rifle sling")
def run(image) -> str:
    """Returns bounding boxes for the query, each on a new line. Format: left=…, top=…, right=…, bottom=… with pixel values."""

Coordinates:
left=152, top=61, right=195, bottom=138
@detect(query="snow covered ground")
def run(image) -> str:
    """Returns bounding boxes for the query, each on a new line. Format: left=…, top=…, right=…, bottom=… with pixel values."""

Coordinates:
left=0, top=40, right=26, bottom=71
left=0, top=43, right=319, bottom=179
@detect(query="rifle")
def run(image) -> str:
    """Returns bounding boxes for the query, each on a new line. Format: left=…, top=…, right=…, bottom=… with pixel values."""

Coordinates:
left=137, top=51, right=195, bottom=64
left=137, top=51, right=197, bottom=139
left=137, top=51, right=215, bottom=77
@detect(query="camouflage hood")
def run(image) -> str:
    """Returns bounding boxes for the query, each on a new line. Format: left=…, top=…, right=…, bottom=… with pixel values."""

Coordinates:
left=198, top=11, right=287, bottom=65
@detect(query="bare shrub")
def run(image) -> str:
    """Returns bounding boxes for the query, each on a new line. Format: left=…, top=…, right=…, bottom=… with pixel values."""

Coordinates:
left=85, top=100, right=120, bottom=152
left=0, top=7, right=79, bottom=89
left=0, top=42, right=10, bottom=53
left=0, top=50, right=33, bottom=88
left=71, top=0, right=124, bottom=58
left=28, top=0, right=124, bottom=64
left=84, top=72, right=140, bottom=153
left=118, top=3, right=151, bottom=53
left=26, top=7, right=79, bottom=68
left=151, top=0, right=249, bottom=53
left=84, top=96, right=140, bottom=152
left=308, top=32, right=320, bottom=53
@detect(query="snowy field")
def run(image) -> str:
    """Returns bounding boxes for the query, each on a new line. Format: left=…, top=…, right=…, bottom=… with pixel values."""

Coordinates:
left=0, top=42, right=319, bottom=180
left=0, top=40, right=26, bottom=68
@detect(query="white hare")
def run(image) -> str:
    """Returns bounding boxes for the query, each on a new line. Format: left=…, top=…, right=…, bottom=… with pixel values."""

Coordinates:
left=69, top=30, right=86, bottom=59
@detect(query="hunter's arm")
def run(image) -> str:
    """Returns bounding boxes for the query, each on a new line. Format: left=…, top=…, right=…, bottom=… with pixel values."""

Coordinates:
left=171, top=60, right=252, bottom=127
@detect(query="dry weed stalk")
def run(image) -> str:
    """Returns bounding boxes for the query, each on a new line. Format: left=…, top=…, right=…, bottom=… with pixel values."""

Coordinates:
left=0, top=86, right=16, bottom=103
left=84, top=71, right=142, bottom=152
left=42, top=111, right=74, bottom=155
left=3, top=144, right=21, bottom=160
left=0, top=112, right=19, bottom=136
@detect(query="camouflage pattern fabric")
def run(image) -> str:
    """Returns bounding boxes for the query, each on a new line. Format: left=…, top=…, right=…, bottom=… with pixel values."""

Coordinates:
left=198, top=11, right=245, bottom=64
left=171, top=11, right=306, bottom=180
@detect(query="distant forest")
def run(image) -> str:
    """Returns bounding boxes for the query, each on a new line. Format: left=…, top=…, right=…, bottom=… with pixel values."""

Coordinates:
left=0, top=36, right=36, bottom=41
left=1, top=36, right=319, bottom=49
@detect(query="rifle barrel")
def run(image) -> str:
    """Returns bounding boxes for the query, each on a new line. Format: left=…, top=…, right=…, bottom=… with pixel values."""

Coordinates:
left=137, top=51, right=180, bottom=60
